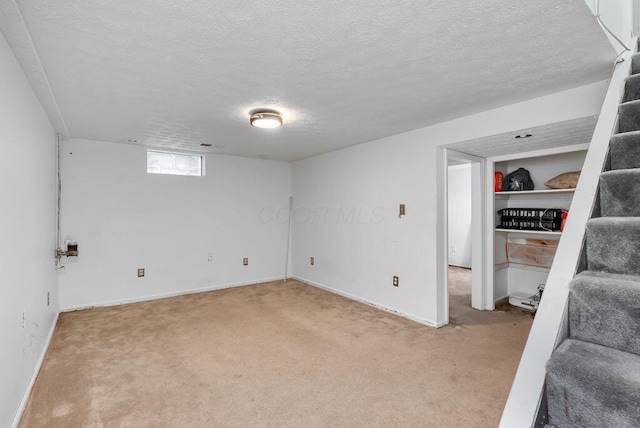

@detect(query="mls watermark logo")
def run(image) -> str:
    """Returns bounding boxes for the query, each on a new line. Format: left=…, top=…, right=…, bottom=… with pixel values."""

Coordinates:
left=258, top=205, right=386, bottom=225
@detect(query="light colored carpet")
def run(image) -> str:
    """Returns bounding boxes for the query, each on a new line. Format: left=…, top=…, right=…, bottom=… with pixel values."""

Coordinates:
left=20, top=274, right=532, bottom=427
left=448, top=265, right=474, bottom=323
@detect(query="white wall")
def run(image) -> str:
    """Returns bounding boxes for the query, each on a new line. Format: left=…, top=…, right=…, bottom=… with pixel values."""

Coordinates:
left=0, top=33, right=58, bottom=427
left=584, top=0, right=634, bottom=50
left=58, top=140, right=292, bottom=309
left=291, top=138, right=436, bottom=324
left=291, top=80, right=609, bottom=326
left=447, top=164, right=472, bottom=268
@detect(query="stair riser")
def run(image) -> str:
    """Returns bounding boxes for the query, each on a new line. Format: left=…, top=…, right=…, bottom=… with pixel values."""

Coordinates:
left=599, top=171, right=640, bottom=216
left=586, top=219, right=640, bottom=276
left=624, top=75, right=640, bottom=102
left=634, top=55, right=640, bottom=75
left=609, top=132, right=640, bottom=170
left=569, top=275, right=640, bottom=355
left=619, top=102, right=640, bottom=133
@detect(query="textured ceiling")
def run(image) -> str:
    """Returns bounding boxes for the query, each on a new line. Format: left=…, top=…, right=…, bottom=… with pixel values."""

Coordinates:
left=444, top=115, right=598, bottom=158
left=0, top=0, right=614, bottom=161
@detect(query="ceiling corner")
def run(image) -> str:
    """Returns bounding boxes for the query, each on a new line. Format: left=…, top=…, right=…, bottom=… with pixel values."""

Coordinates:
left=0, top=0, right=69, bottom=139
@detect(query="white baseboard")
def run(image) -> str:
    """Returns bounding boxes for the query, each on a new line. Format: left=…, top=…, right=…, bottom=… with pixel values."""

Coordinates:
left=12, top=311, right=59, bottom=428
left=291, top=275, right=439, bottom=328
left=448, top=263, right=471, bottom=269
left=60, top=276, right=286, bottom=312
left=433, top=319, right=449, bottom=328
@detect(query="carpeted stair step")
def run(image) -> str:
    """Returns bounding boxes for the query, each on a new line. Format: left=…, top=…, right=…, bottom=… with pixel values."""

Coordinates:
left=546, top=339, right=640, bottom=427
left=624, top=73, right=640, bottom=102
left=586, top=217, right=640, bottom=275
left=569, top=271, right=640, bottom=355
left=619, top=99, right=640, bottom=133
left=599, top=169, right=640, bottom=216
left=609, top=131, right=640, bottom=170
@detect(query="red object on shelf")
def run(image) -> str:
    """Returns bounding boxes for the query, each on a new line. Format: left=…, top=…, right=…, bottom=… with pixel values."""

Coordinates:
left=494, top=172, right=503, bottom=192
left=561, top=210, right=568, bottom=232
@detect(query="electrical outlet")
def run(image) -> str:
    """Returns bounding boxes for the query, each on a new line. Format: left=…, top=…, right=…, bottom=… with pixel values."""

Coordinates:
left=393, top=276, right=399, bottom=287
left=47, top=292, right=50, bottom=307
left=451, top=245, right=457, bottom=253
left=399, top=204, right=406, bottom=216
left=243, top=257, right=248, bottom=266
left=310, top=257, right=315, bottom=265
left=208, top=253, right=214, bottom=262
left=137, top=268, right=145, bottom=277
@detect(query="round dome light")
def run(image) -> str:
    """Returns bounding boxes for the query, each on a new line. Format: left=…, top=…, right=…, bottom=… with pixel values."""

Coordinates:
left=250, top=111, right=283, bottom=129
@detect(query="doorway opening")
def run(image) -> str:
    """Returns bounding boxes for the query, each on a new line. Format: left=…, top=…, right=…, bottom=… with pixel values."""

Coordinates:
left=436, top=148, right=486, bottom=326
left=447, top=160, right=474, bottom=322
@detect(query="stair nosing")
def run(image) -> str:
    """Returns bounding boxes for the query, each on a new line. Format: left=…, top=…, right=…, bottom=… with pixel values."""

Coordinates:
left=611, top=130, right=640, bottom=140
left=620, top=98, right=640, bottom=108
left=601, top=168, right=640, bottom=176
left=574, top=269, right=640, bottom=284
left=588, top=216, right=640, bottom=224
left=626, top=73, right=640, bottom=82
left=552, top=338, right=640, bottom=362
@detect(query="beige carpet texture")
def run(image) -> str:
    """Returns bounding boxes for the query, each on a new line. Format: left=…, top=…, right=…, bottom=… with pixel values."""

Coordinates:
left=21, top=269, right=532, bottom=427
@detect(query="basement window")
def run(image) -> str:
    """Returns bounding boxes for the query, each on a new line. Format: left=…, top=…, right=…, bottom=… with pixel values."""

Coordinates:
left=147, top=150, right=204, bottom=176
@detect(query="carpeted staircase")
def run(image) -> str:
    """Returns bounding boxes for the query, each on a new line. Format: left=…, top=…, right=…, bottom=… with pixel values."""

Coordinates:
left=544, top=43, right=640, bottom=427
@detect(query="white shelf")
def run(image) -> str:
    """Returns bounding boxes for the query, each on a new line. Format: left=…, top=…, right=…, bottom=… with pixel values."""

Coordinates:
left=489, top=147, right=587, bottom=306
left=495, top=189, right=575, bottom=198
left=495, top=228, right=562, bottom=236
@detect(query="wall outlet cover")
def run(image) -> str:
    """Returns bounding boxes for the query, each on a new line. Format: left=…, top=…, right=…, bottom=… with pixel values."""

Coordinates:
left=310, top=257, right=315, bottom=265
left=393, top=276, right=399, bottom=287
left=137, top=268, right=145, bottom=277
left=243, top=257, right=249, bottom=266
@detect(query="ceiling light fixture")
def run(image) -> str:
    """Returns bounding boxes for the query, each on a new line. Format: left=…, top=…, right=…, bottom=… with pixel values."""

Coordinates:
left=250, top=110, right=283, bottom=129
left=515, top=134, right=532, bottom=139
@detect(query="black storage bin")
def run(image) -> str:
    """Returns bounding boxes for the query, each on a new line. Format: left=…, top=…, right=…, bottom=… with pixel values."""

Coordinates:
left=498, top=208, right=563, bottom=231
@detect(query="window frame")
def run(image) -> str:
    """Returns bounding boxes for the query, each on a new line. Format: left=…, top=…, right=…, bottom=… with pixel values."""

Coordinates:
left=146, top=149, right=206, bottom=177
